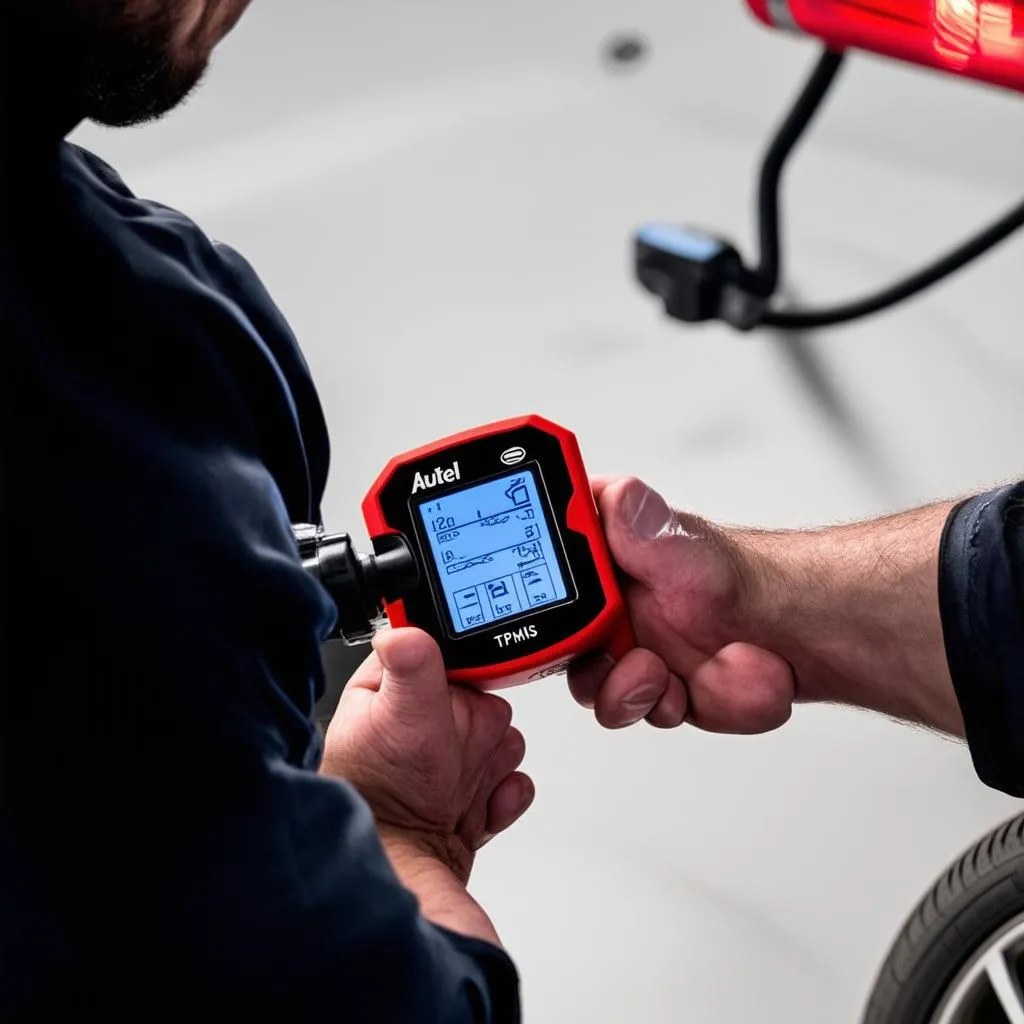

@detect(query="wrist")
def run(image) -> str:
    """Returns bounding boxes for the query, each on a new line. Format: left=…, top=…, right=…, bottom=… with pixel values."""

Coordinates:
left=378, top=824, right=473, bottom=886
left=378, top=825, right=502, bottom=948
left=725, top=505, right=962, bottom=733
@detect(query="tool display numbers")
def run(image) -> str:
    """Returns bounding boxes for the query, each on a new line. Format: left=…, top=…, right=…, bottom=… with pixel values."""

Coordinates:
left=416, top=468, right=569, bottom=635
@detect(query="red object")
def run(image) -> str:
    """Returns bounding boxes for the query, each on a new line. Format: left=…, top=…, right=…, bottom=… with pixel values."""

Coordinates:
left=362, top=415, right=634, bottom=689
left=747, top=0, right=1024, bottom=93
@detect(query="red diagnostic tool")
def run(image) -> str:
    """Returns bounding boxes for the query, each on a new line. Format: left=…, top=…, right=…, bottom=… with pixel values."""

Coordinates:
left=362, top=415, right=634, bottom=689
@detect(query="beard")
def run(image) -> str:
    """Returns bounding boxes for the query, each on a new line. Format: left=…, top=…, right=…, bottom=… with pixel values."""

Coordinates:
left=1, top=1, right=224, bottom=128
left=74, top=1, right=209, bottom=127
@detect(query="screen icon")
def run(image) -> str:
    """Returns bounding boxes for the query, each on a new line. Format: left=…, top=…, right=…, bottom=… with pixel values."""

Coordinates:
left=416, top=468, right=569, bottom=635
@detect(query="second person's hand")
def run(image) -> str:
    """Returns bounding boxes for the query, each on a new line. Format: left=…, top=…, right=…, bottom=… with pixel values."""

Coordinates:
left=322, top=628, right=534, bottom=882
left=321, top=628, right=535, bottom=945
left=568, top=477, right=796, bottom=733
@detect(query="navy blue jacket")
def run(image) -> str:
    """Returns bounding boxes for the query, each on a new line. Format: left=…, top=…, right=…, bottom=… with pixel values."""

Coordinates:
left=941, top=481, right=1024, bottom=796
left=1, top=130, right=519, bottom=1020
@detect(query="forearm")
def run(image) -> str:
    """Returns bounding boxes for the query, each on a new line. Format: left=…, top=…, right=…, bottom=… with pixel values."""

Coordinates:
left=734, top=500, right=964, bottom=735
left=379, top=827, right=503, bottom=948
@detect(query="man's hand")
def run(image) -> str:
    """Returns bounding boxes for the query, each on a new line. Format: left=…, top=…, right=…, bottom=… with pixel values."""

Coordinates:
left=568, top=477, right=795, bottom=732
left=569, top=477, right=962, bottom=736
left=321, top=628, right=534, bottom=921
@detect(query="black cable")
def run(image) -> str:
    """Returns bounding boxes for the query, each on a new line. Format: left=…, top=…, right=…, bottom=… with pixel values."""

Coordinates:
left=748, top=44, right=1024, bottom=331
left=638, top=44, right=1024, bottom=332
left=752, top=48, right=846, bottom=297
left=760, top=194, right=1024, bottom=329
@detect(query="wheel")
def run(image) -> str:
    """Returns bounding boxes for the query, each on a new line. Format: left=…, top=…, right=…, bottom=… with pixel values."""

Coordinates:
left=864, top=812, right=1024, bottom=1024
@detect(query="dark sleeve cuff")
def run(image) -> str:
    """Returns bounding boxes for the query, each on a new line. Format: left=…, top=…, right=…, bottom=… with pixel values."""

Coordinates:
left=939, top=481, right=1024, bottom=796
left=436, top=929, right=522, bottom=1024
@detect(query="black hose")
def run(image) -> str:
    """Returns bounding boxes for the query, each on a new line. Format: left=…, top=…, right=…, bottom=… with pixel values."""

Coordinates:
left=752, top=48, right=846, bottom=297
left=760, top=194, right=1024, bottom=330
left=644, top=44, right=1024, bottom=332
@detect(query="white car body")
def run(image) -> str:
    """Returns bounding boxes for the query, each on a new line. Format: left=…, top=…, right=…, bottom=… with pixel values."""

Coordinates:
left=75, top=2, right=1024, bottom=1020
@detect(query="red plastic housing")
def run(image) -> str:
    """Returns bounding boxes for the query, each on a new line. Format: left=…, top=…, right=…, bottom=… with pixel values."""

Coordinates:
left=362, top=415, right=634, bottom=690
left=747, top=0, right=1024, bottom=93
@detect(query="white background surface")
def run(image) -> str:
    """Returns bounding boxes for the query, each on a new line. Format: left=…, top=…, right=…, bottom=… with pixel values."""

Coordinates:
left=75, top=2, right=1024, bottom=1020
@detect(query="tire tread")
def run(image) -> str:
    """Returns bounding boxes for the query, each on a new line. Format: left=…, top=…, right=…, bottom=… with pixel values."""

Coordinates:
left=863, top=812, right=1024, bottom=1023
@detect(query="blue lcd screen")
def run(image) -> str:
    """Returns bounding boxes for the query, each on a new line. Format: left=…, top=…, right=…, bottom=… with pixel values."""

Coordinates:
left=416, top=468, right=570, bottom=635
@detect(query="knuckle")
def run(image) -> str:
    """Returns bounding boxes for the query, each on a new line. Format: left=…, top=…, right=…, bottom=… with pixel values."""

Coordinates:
left=482, top=694, right=513, bottom=734
left=500, top=723, right=523, bottom=750
left=504, top=727, right=527, bottom=765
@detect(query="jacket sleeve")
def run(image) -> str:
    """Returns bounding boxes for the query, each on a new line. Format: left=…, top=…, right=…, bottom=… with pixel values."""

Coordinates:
left=939, top=480, right=1024, bottom=797
left=16, top=350, right=521, bottom=1021
left=6, top=191, right=520, bottom=1020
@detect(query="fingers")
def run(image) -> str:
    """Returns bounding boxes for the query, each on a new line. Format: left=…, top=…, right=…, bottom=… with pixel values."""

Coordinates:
left=597, top=477, right=676, bottom=588
left=685, top=643, right=795, bottom=734
left=568, top=648, right=688, bottom=729
left=568, top=643, right=793, bottom=734
left=485, top=771, right=535, bottom=839
left=476, top=726, right=533, bottom=844
left=596, top=478, right=725, bottom=601
left=484, top=726, right=527, bottom=805
left=455, top=687, right=514, bottom=762
left=567, top=653, right=615, bottom=710
left=644, top=670, right=689, bottom=729
left=491, top=725, right=527, bottom=777
left=590, top=648, right=688, bottom=729
left=463, top=726, right=532, bottom=849
left=589, top=475, right=620, bottom=503
left=340, top=647, right=385, bottom=695
left=344, top=629, right=444, bottom=696
left=371, top=628, right=450, bottom=722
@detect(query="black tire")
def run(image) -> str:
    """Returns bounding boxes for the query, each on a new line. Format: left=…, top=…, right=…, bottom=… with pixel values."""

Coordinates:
left=863, top=812, right=1024, bottom=1023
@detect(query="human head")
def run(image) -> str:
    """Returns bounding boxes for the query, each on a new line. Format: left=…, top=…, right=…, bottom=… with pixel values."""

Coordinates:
left=2, top=0, right=252, bottom=127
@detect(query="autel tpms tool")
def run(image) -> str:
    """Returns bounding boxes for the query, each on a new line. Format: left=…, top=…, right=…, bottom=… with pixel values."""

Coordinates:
left=295, top=415, right=633, bottom=689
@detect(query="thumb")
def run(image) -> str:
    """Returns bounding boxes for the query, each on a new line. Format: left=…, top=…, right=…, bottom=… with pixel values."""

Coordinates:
left=373, top=628, right=450, bottom=720
left=599, top=477, right=714, bottom=588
